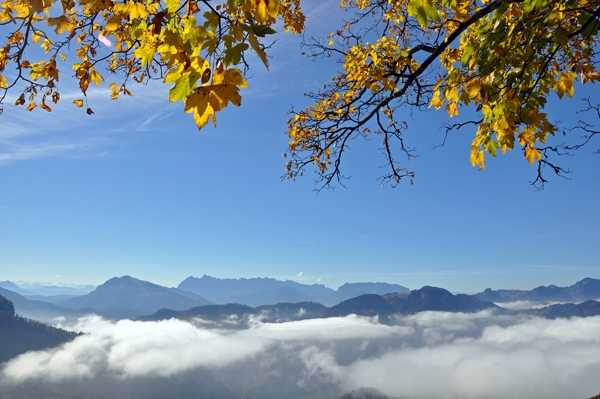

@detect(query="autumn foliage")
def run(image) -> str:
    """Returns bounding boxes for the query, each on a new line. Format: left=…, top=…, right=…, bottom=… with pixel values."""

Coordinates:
left=284, top=0, right=600, bottom=187
left=1, top=0, right=599, bottom=186
left=0, top=0, right=304, bottom=123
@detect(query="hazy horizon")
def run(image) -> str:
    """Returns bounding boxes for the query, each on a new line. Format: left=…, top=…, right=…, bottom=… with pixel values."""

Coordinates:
left=3, top=274, right=599, bottom=295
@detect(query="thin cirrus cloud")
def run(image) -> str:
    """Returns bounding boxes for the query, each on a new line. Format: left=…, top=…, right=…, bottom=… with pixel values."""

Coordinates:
left=0, top=140, right=102, bottom=165
left=2, top=311, right=600, bottom=399
left=0, top=83, right=178, bottom=165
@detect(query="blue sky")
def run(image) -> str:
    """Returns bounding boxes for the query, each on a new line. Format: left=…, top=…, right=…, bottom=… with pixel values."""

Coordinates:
left=1, top=1, right=599, bottom=293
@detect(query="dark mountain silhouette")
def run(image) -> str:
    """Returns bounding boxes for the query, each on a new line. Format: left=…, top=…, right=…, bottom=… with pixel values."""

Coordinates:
left=0, top=295, right=80, bottom=364
left=473, top=288, right=528, bottom=302
left=323, top=294, right=396, bottom=319
left=525, top=300, right=600, bottom=319
left=338, top=282, right=409, bottom=297
left=473, top=278, right=600, bottom=303
left=524, top=284, right=574, bottom=302
left=141, top=287, right=498, bottom=326
left=139, top=301, right=328, bottom=326
left=323, top=287, right=497, bottom=320
left=0, top=295, right=14, bottom=317
left=180, top=303, right=256, bottom=321
left=387, top=286, right=498, bottom=314
left=137, top=307, right=184, bottom=321
left=57, top=276, right=213, bottom=319
left=177, top=275, right=409, bottom=306
left=255, top=301, right=328, bottom=322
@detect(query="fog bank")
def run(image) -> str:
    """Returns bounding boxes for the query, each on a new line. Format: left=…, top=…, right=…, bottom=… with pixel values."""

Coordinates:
left=2, top=311, right=599, bottom=399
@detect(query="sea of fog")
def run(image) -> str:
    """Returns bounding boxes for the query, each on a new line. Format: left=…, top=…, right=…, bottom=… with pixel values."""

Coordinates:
left=2, top=310, right=600, bottom=399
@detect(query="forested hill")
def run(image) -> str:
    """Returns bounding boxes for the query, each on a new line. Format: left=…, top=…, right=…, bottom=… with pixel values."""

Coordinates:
left=0, top=295, right=80, bottom=364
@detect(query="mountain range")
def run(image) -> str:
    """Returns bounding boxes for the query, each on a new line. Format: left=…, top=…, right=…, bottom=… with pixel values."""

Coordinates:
left=55, top=276, right=214, bottom=319
left=140, top=284, right=600, bottom=327
left=1, top=276, right=600, bottom=325
left=1, top=275, right=600, bottom=393
left=177, top=275, right=410, bottom=306
left=473, top=277, right=600, bottom=303
left=0, top=280, right=95, bottom=298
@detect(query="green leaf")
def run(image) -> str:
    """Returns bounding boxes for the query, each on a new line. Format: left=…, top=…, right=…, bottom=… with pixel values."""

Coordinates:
left=227, top=0, right=241, bottom=10
left=553, top=27, right=568, bottom=47
left=425, top=2, right=439, bottom=23
left=408, top=0, right=430, bottom=28
left=461, top=45, right=475, bottom=67
left=139, top=45, right=155, bottom=67
left=166, top=0, right=179, bottom=13
left=168, top=70, right=200, bottom=102
left=523, top=0, right=547, bottom=14
left=579, top=11, right=600, bottom=39
left=485, top=140, right=500, bottom=157
left=249, top=24, right=277, bottom=38
left=223, top=43, right=249, bottom=66
left=491, top=2, right=508, bottom=21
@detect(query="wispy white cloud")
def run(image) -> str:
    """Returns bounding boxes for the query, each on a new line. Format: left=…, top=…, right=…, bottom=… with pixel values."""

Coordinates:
left=0, top=140, right=104, bottom=165
left=0, top=81, right=180, bottom=166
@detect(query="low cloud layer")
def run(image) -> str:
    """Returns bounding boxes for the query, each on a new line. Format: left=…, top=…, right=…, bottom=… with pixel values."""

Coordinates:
left=2, top=311, right=599, bottom=399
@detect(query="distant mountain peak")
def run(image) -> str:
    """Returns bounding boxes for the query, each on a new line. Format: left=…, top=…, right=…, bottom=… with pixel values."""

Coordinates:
left=178, top=275, right=409, bottom=307
left=473, top=277, right=600, bottom=303
left=0, top=280, right=20, bottom=291
left=56, top=276, right=213, bottom=318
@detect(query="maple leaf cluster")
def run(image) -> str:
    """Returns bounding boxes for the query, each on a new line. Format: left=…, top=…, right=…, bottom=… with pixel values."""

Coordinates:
left=284, top=0, right=600, bottom=187
left=0, top=0, right=305, bottom=127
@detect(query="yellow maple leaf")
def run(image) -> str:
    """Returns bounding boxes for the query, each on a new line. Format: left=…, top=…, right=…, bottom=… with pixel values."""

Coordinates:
left=105, top=15, right=122, bottom=32
left=212, top=68, right=248, bottom=88
left=445, top=101, right=458, bottom=117
left=127, top=1, right=147, bottom=19
left=32, top=32, right=43, bottom=44
left=47, top=15, right=75, bottom=34
left=184, top=89, right=216, bottom=128
left=90, top=69, right=104, bottom=86
left=182, top=69, right=248, bottom=129
left=255, top=0, right=267, bottom=24
left=524, top=146, right=541, bottom=164
left=553, top=71, right=576, bottom=99
left=467, top=81, right=481, bottom=99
